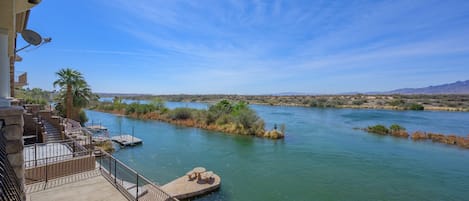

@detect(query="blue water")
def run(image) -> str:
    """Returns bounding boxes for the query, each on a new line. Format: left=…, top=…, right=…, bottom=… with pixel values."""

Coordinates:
left=86, top=103, right=469, bottom=201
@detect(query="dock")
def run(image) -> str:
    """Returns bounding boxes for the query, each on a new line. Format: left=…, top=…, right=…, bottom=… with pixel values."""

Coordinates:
left=161, top=168, right=221, bottom=200
left=86, top=125, right=108, bottom=131
left=111, top=135, right=142, bottom=146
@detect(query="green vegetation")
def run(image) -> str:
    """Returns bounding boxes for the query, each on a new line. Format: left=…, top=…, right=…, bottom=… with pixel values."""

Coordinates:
left=170, top=108, right=193, bottom=120
left=404, top=103, right=424, bottom=110
left=389, top=124, right=406, bottom=133
left=365, top=124, right=409, bottom=138
left=93, top=99, right=284, bottom=139
left=15, top=88, right=51, bottom=106
left=53, top=68, right=98, bottom=124
left=366, top=124, right=389, bottom=135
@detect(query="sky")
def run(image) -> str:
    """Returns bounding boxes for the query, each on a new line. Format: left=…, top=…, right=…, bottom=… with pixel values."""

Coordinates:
left=15, top=0, right=469, bottom=94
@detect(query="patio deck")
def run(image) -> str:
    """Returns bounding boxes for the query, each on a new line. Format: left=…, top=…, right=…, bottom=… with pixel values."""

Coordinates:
left=26, top=169, right=127, bottom=201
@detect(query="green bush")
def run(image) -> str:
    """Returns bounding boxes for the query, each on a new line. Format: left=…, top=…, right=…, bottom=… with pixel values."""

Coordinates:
left=352, top=100, right=366, bottom=105
left=215, top=114, right=231, bottom=125
left=367, top=124, right=389, bottom=135
left=234, top=108, right=259, bottom=130
left=170, top=108, right=193, bottom=120
left=388, top=99, right=405, bottom=106
left=389, top=124, right=406, bottom=132
left=78, top=110, right=88, bottom=126
left=405, top=103, right=424, bottom=110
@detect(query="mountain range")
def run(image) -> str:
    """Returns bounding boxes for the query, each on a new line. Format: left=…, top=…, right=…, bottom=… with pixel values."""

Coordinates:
left=277, top=80, right=469, bottom=95
left=383, top=80, right=469, bottom=94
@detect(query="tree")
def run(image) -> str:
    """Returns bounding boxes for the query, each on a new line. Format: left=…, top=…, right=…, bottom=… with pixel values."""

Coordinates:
left=150, top=98, right=166, bottom=111
left=53, top=68, right=86, bottom=118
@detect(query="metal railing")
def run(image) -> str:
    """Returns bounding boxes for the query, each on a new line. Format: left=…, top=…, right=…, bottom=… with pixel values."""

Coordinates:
left=23, top=137, right=95, bottom=185
left=0, top=121, right=24, bottom=201
left=24, top=139, right=89, bottom=168
left=24, top=150, right=95, bottom=184
left=96, top=150, right=178, bottom=201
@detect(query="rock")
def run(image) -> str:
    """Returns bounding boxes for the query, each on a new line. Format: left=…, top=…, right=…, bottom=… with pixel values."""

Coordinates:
left=428, top=133, right=446, bottom=143
left=456, top=137, right=469, bottom=149
left=445, top=135, right=458, bottom=145
left=264, top=130, right=284, bottom=139
left=391, top=130, right=409, bottom=138
left=411, top=131, right=427, bottom=140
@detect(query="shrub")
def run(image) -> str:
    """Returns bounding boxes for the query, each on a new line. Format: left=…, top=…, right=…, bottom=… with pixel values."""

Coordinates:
left=234, top=108, right=259, bottom=130
left=388, top=99, right=405, bottom=106
left=405, top=103, right=424, bottom=110
left=78, top=110, right=88, bottom=126
left=367, top=124, right=389, bottom=135
left=389, top=124, right=406, bottom=132
left=215, top=114, right=231, bottom=125
left=170, top=108, right=193, bottom=120
left=352, top=100, right=366, bottom=105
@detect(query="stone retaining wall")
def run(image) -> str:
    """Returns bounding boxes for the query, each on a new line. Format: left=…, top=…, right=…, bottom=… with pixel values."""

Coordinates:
left=0, top=106, right=26, bottom=200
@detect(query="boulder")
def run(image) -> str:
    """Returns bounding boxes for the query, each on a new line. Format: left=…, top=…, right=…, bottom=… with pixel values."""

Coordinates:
left=411, top=131, right=427, bottom=140
left=264, top=130, right=285, bottom=139
left=456, top=137, right=469, bottom=149
left=445, top=135, right=458, bottom=145
left=391, top=130, right=409, bottom=138
left=428, top=133, right=446, bottom=143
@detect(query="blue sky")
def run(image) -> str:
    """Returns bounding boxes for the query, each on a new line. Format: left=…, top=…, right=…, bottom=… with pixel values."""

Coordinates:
left=16, top=0, right=469, bottom=94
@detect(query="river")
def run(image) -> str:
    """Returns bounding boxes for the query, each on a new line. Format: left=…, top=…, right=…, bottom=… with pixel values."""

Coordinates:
left=85, top=102, right=469, bottom=201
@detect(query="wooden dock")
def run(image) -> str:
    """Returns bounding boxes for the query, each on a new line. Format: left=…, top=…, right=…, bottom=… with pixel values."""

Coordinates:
left=111, top=135, right=142, bottom=146
left=87, top=125, right=108, bottom=131
left=161, top=169, right=221, bottom=200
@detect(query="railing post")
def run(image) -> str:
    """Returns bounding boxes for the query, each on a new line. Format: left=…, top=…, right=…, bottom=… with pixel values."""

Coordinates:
left=114, top=159, right=117, bottom=184
left=73, top=142, right=76, bottom=156
left=45, top=156, right=48, bottom=184
left=136, top=173, right=139, bottom=201
left=108, top=155, right=111, bottom=177
left=34, top=143, right=37, bottom=167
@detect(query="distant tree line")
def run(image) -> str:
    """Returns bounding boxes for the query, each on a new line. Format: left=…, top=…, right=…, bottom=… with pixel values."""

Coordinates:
left=104, top=94, right=469, bottom=111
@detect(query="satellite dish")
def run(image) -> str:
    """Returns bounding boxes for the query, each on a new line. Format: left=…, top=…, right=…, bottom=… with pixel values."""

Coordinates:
left=21, top=29, right=42, bottom=46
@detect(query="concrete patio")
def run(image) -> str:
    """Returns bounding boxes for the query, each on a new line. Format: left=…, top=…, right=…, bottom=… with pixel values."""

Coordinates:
left=26, top=169, right=127, bottom=201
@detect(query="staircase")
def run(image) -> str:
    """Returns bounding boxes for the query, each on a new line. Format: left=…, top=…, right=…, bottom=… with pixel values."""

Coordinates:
left=42, top=120, right=62, bottom=142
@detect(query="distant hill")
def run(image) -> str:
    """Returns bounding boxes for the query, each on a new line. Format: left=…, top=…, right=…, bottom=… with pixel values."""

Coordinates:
left=385, top=80, right=469, bottom=95
left=96, top=92, right=150, bottom=97
left=271, top=92, right=313, bottom=96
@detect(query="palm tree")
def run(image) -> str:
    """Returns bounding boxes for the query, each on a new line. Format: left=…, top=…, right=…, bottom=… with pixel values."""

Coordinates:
left=53, top=68, right=85, bottom=118
left=71, top=81, right=97, bottom=109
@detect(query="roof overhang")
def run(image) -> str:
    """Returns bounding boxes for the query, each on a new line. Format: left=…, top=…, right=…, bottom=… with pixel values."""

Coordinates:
left=0, top=0, right=41, bottom=58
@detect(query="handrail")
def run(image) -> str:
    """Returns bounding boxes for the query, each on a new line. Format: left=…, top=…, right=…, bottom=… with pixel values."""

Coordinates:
left=24, top=150, right=94, bottom=184
left=97, top=150, right=178, bottom=201
left=24, top=150, right=92, bottom=168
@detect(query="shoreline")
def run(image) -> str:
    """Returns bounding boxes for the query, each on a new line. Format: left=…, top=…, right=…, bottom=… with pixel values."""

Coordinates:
left=204, top=101, right=469, bottom=112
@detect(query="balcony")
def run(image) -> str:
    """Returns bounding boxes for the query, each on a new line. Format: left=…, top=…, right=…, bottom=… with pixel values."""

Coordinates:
left=21, top=119, right=177, bottom=201
left=24, top=145, right=176, bottom=201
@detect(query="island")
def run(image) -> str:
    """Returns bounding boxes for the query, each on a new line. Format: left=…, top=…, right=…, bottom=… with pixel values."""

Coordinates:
left=91, top=99, right=285, bottom=139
